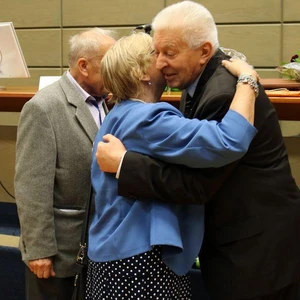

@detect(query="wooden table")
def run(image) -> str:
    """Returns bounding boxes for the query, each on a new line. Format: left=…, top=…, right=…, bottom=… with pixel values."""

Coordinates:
left=1, top=79, right=300, bottom=120
left=0, top=86, right=37, bottom=112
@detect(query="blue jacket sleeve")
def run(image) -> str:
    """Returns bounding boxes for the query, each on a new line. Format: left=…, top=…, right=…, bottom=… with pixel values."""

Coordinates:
left=139, top=107, right=257, bottom=168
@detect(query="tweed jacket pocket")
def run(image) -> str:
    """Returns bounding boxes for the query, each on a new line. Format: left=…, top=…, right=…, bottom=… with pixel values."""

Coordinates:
left=53, top=207, right=85, bottom=277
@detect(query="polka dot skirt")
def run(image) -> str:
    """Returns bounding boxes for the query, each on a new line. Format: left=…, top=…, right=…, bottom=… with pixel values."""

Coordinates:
left=86, top=247, right=191, bottom=299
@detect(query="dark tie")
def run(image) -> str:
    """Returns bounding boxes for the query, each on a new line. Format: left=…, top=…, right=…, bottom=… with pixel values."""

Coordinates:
left=88, top=97, right=103, bottom=126
left=184, top=93, right=193, bottom=117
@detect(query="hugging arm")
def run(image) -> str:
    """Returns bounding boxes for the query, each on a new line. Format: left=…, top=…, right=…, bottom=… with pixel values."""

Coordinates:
left=98, top=59, right=257, bottom=204
left=118, top=151, right=237, bottom=204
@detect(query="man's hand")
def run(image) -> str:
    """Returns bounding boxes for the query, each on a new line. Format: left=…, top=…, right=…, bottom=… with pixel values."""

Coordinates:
left=29, top=258, right=55, bottom=279
left=96, top=134, right=127, bottom=173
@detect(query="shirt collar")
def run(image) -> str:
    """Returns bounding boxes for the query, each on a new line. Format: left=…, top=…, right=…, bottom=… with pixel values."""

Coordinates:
left=186, top=75, right=200, bottom=98
left=185, top=65, right=207, bottom=98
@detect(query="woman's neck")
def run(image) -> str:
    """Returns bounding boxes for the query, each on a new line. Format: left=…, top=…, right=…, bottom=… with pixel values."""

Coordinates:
left=138, top=83, right=164, bottom=103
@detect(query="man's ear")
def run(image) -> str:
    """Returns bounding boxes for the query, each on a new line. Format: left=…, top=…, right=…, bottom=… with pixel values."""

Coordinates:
left=77, top=58, right=89, bottom=77
left=199, top=42, right=213, bottom=64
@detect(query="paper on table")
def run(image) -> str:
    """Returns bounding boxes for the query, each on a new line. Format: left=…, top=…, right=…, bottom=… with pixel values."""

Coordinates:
left=265, top=88, right=300, bottom=97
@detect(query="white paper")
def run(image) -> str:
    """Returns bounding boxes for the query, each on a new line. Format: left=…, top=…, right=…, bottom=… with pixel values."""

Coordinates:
left=38, top=76, right=61, bottom=90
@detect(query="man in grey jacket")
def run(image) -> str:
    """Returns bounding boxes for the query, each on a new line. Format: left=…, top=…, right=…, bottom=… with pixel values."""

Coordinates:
left=14, top=28, right=115, bottom=299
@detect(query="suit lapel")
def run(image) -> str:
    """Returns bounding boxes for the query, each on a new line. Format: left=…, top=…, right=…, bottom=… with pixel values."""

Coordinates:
left=180, top=90, right=189, bottom=113
left=180, top=49, right=228, bottom=117
left=59, top=73, right=98, bottom=143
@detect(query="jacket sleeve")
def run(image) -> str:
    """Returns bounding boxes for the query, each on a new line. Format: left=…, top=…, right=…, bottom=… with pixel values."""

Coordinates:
left=118, top=151, right=237, bottom=204
left=14, top=99, right=58, bottom=261
left=139, top=108, right=256, bottom=168
left=118, top=91, right=241, bottom=204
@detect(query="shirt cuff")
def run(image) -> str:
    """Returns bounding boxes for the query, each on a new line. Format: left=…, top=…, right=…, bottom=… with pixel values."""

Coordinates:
left=116, top=151, right=127, bottom=179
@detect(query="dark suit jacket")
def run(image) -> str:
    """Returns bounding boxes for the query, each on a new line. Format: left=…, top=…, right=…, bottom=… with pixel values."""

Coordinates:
left=118, top=50, right=300, bottom=299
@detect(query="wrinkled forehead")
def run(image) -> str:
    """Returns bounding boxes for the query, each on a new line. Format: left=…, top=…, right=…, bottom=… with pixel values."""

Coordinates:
left=153, top=29, right=189, bottom=51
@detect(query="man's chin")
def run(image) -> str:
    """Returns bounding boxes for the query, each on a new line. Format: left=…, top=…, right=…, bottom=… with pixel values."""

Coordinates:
left=167, top=83, right=182, bottom=90
left=166, top=81, right=178, bottom=89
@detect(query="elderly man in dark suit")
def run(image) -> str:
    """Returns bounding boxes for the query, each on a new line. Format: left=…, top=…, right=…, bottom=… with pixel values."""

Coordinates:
left=95, top=1, right=300, bottom=300
left=14, top=28, right=115, bottom=299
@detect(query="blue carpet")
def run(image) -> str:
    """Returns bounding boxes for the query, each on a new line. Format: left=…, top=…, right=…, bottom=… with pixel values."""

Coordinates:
left=0, top=246, right=25, bottom=300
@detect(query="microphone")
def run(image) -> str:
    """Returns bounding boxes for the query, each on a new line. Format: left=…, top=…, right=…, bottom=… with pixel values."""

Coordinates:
left=134, top=24, right=152, bottom=34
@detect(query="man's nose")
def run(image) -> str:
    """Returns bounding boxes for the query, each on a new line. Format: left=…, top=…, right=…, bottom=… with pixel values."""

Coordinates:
left=156, top=55, right=167, bottom=70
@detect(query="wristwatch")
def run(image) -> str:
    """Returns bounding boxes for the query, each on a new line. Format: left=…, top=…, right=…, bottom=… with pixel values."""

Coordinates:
left=237, top=74, right=259, bottom=98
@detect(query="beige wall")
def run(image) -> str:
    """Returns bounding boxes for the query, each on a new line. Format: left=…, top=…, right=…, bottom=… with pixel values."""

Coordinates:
left=0, top=1, right=299, bottom=202
left=0, top=126, right=17, bottom=203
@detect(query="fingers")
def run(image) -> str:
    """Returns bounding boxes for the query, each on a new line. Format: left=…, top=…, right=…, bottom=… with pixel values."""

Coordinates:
left=29, top=258, right=55, bottom=279
left=101, top=134, right=126, bottom=151
left=96, top=141, right=105, bottom=160
left=96, top=137, right=126, bottom=173
left=222, top=59, right=258, bottom=80
left=102, top=133, right=115, bottom=142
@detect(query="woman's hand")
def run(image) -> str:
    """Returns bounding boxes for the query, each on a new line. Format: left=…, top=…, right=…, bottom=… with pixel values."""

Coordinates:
left=222, top=58, right=259, bottom=82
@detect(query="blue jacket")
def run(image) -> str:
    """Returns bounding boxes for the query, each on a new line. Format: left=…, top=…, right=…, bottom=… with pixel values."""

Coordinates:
left=89, top=99, right=257, bottom=275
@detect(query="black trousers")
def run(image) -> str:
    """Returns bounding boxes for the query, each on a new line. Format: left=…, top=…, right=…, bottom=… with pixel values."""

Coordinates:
left=251, top=279, right=300, bottom=300
left=25, top=266, right=74, bottom=300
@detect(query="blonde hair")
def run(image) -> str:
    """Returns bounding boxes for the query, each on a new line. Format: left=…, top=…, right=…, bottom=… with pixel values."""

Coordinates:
left=68, top=28, right=115, bottom=67
left=101, top=32, right=153, bottom=104
left=152, top=0, right=219, bottom=50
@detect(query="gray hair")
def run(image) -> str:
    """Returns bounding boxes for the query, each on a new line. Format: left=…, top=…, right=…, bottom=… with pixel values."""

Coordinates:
left=101, top=32, right=153, bottom=104
left=152, top=0, right=219, bottom=50
left=68, top=28, right=115, bottom=67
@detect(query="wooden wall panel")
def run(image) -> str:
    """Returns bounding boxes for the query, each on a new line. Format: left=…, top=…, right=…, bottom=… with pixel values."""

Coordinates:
left=62, top=27, right=133, bottom=66
left=283, top=0, right=300, bottom=22
left=166, top=0, right=281, bottom=23
left=0, top=69, right=62, bottom=87
left=282, top=24, right=300, bottom=63
left=0, top=126, right=17, bottom=202
left=257, top=69, right=281, bottom=78
left=62, top=0, right=164, bottom=26
left=0, top=0, right=61, bottom=28
left=16, top=29, right=62, bottom=67
left=218, top=25, right=281, bottom=67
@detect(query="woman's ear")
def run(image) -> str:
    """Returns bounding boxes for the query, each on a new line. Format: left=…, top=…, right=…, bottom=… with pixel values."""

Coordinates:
left=141, top=73, right=151, bottom=83
left=199, top=42, right=213, bottom=64
left=77, top=58, right=89, bottom=77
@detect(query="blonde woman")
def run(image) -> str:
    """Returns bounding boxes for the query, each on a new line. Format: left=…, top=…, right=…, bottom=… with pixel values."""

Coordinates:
left=86, top=32, right=258, bottom=299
